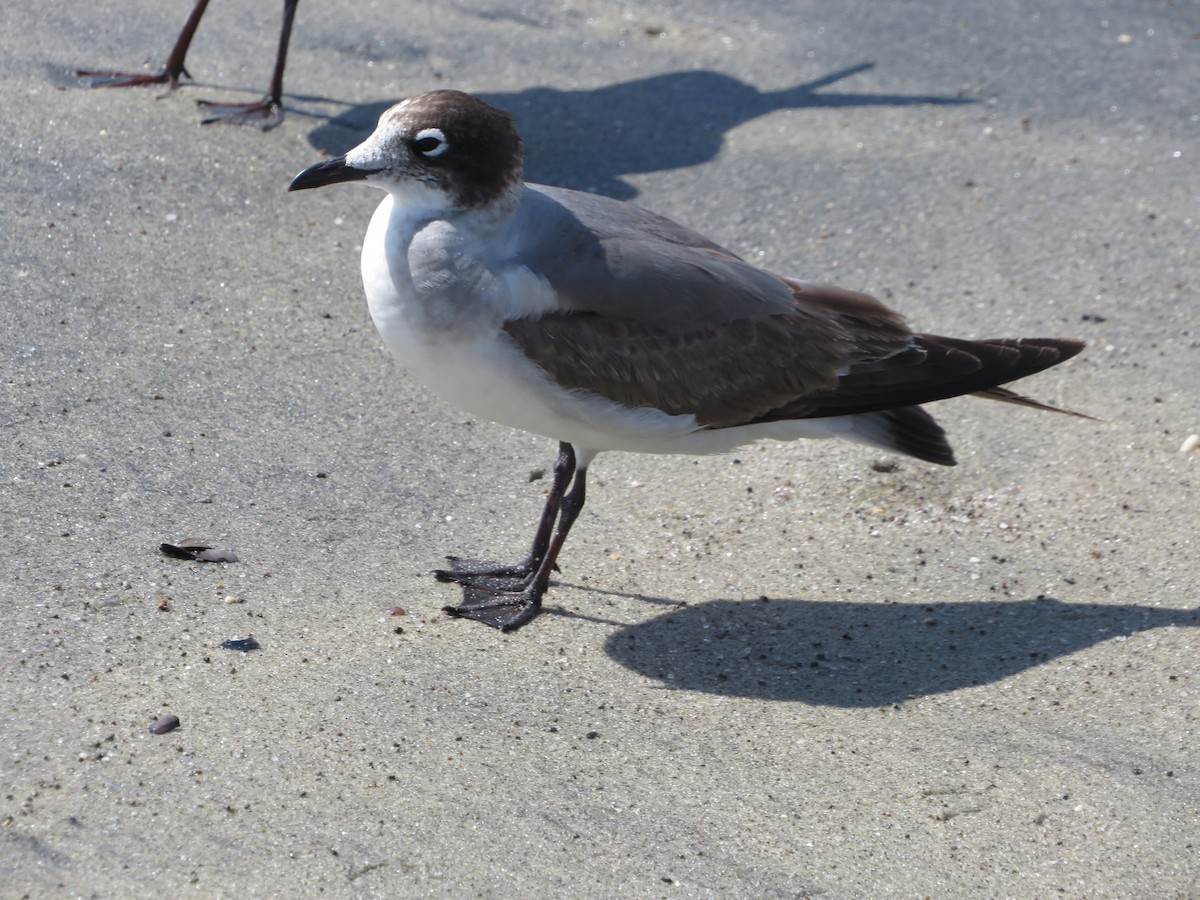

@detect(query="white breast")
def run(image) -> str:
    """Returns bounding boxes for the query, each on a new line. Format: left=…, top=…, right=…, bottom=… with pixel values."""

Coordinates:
left=358, top=194, right=706, bottom=452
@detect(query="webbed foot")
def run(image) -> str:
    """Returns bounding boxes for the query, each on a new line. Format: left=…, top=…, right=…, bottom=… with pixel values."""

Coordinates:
left=197, top=97, right=284, bottom=129
left=442, top=582, right=543, bottom=632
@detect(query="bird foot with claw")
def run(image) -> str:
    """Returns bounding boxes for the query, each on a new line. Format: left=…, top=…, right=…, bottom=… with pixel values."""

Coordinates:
left=197, top=98, right=283, bottom=129
left=76, top=69, right=186, bottom=93
left=442, top=583, right=543, bottom=631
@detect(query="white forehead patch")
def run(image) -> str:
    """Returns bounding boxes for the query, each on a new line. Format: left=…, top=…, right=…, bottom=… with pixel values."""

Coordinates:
left=413, top=127, right=449, bottom=158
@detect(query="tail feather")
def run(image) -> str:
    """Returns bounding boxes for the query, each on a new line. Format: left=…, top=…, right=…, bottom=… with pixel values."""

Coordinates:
left=848, top=406, right=957, bottom=466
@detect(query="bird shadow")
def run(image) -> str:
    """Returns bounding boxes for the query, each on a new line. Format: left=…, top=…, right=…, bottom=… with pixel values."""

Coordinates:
left=305, top=64, right=974, bottom=198
left=600, top=595, right=1199, bottom=706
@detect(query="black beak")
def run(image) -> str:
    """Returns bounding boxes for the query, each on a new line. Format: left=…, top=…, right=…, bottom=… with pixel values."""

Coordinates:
left=288, top=156, right=380, bottom=192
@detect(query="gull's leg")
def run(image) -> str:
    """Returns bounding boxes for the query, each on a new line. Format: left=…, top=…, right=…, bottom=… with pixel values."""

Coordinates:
left=76, top=0, right=210, bottom=91
left=444, top=450, right=589, bottom=631
left=436, top=442, right=574, bottom=590
left=197, top=0, right=298, bottom=129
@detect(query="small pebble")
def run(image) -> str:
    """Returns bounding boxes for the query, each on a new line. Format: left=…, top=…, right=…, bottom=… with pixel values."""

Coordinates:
left=224, top=595, right=243, bottom=604
left=387, top=606, right=407, bottom=616
left=1180, top=434, right=1199, bottom=454
left=149, top=714, right=181, bottom=735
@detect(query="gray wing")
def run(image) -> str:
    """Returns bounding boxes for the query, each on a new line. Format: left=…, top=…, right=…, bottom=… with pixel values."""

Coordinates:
left=504, top=186, right=1084, bottom=429
left=511, top=185, right=808, bottom=329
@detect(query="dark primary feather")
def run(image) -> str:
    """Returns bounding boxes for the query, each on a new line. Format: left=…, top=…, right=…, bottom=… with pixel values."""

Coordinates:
left=768, top=334, right=1086, bottom=422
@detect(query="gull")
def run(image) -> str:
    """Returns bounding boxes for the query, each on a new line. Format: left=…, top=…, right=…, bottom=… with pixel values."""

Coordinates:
left=76, top=0, right=298, bottom=128
left=289, top=89, right=1087, bottom=632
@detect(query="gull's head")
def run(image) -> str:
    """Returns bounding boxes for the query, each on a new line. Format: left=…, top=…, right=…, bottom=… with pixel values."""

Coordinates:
left=288, top=90, right=524, bottom=212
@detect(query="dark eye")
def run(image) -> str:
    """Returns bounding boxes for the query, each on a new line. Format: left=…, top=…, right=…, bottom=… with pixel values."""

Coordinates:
left=413, top=127, right=449, bottom=158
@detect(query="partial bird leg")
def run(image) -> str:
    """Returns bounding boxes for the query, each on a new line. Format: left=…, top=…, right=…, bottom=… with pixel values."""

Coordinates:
left=436, top=442, right=574, bottom=590
left=77, top=0, right=211, bottom=91
left=443, top=444, right=589, bottom=631
left=197, top=0, right=298, bottom=129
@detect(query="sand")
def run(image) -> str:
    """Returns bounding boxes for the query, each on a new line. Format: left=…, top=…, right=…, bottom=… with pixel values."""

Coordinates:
left=4, top=0, right=1198, bottom=895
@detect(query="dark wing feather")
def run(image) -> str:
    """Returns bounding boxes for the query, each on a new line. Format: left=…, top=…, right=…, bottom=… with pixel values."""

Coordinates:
left=754, top=335, right=1086, bottom=422
left=504, top=313, right=833, bottom=427
left=504, top=267, right=1087, bottom=430
left=504, top=280, right=914, bottom=428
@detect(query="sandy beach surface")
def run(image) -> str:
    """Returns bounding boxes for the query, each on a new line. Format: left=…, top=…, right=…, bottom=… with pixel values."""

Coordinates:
left=4, top=0, right=1198, bottom=895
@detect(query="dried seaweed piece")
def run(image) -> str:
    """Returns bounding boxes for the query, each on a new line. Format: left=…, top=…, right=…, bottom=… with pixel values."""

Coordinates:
left=220, top=636, right=260, bottom=653
left=160, top=538, right=238, bottom=563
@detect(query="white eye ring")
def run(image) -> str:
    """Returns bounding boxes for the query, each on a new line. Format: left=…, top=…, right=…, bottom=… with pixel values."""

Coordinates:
left=413, top=127, right=449, bottom=158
